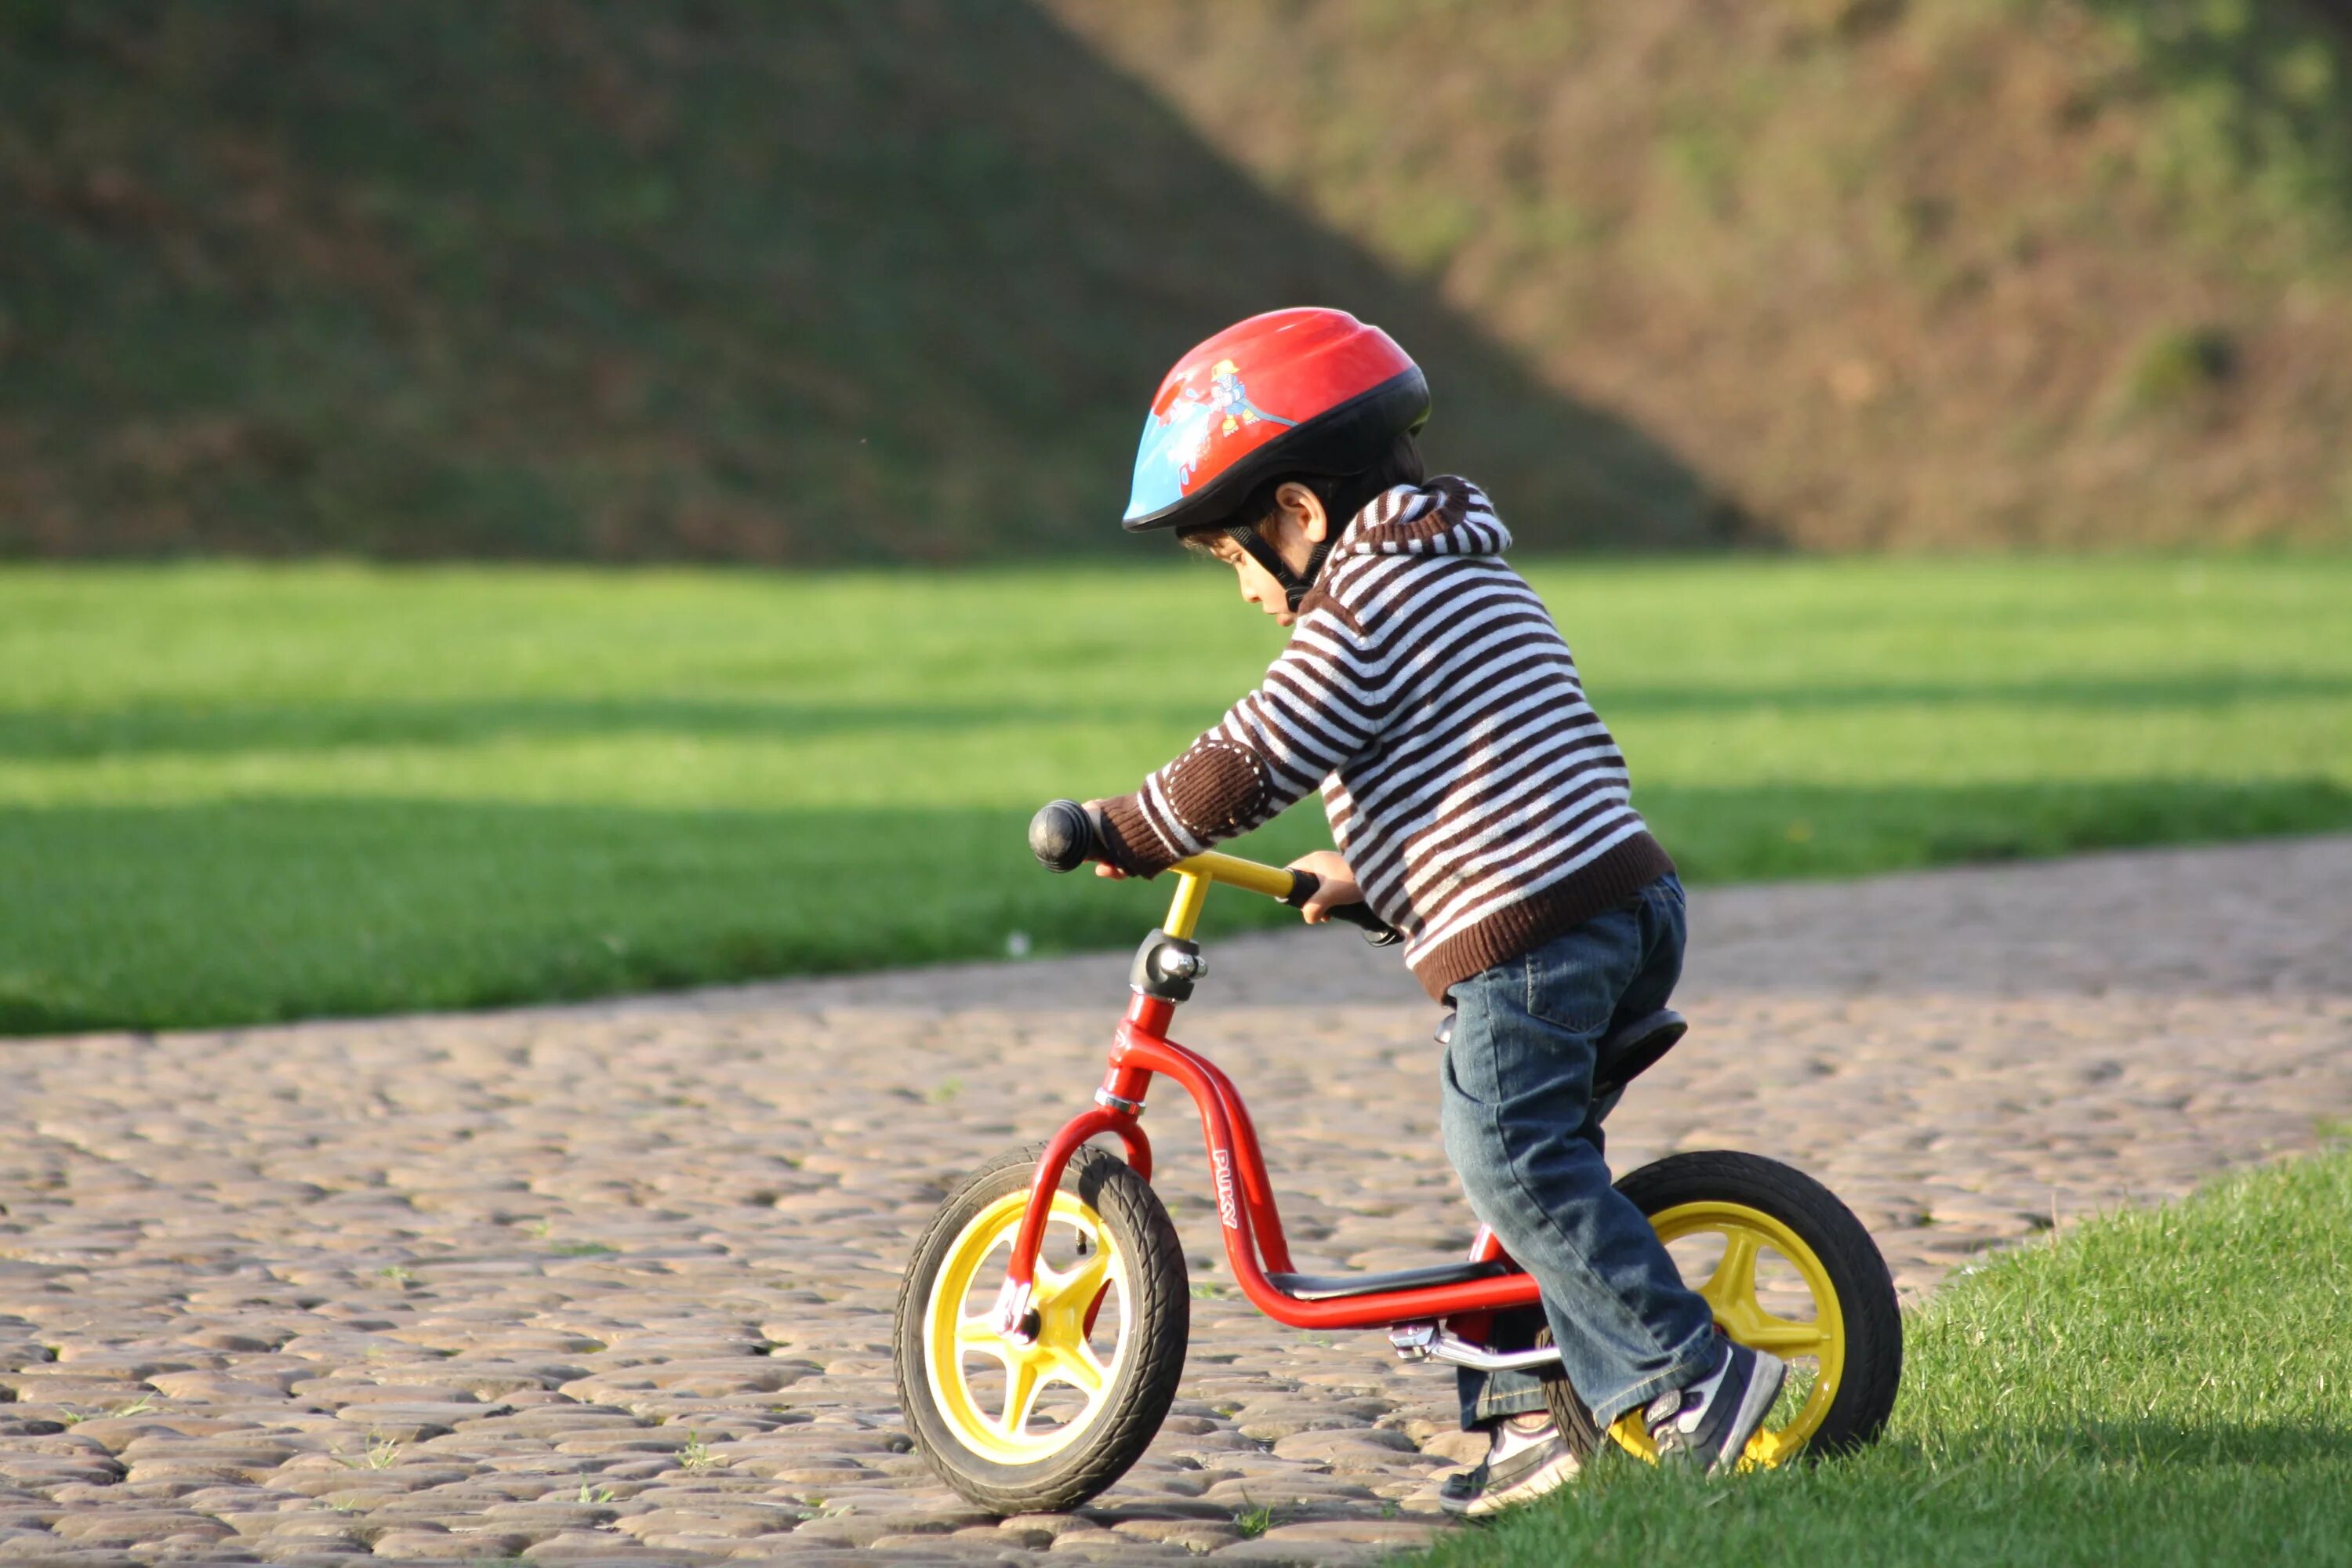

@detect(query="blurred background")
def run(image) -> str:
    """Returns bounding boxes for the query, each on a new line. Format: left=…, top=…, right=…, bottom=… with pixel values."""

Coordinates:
left=2, top=0, right=2349, bottom=1034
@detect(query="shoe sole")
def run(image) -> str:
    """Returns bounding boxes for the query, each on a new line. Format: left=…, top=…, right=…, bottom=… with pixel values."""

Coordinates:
left=1439, top=1447, right=1581, bottom=1517
left=1709, top=1348, right=1788, bottom=1475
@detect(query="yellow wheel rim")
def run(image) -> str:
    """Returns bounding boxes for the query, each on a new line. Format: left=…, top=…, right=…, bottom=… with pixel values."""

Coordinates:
left=1608, top=1200, right=1846, bottom=1469
left=922, top=1189, right=1127, bottom=1465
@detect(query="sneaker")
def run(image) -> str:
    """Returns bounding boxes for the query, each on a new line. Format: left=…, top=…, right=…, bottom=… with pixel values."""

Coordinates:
left=1643, top=1338, right=1786, bottom=1475
left=1436, top=1413, right=1580, bottom=1517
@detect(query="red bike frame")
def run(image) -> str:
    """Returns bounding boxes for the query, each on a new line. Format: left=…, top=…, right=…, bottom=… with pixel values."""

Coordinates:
left=999, top=985, right=1541, bottom=1332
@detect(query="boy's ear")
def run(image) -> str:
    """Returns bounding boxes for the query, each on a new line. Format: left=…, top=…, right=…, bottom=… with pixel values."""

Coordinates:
left=1276, top=481, right=1330, bottom=543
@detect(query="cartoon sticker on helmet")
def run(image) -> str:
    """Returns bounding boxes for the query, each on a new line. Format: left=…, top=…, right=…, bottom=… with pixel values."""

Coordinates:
left=1125, top=360, right=1297, bottom=522
left=1205, top=360, right=1292, bottom=441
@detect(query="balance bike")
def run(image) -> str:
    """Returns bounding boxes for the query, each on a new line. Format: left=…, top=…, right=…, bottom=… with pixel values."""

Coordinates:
left=891, top=801, right=1902, bottom=1513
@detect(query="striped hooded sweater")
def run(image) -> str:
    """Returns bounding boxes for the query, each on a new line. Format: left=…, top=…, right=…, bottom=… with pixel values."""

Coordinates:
left=1098, top=476, right=1675, bottom=1004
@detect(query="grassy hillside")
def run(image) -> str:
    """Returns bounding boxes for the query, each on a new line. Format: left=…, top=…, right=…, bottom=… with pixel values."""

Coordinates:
left=4, top=2, right=2350, bottom=558
left=4, top=556, right=2347, bottom=1034
left=1053, top=0, right=2352, bottom=549
left=0, top=0, right=1719, bottom=561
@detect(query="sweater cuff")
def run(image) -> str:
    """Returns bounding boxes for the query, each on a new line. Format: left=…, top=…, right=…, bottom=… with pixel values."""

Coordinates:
left=1095, top=793, right=1182, bottom=878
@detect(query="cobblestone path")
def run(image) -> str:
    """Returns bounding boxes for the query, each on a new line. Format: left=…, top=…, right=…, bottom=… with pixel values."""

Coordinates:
left=3, top=838, right=2348, bottom=1565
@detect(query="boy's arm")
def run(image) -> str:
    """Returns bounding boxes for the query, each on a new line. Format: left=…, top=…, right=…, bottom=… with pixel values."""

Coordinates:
left=1094, top=613, right=1379, bottom=877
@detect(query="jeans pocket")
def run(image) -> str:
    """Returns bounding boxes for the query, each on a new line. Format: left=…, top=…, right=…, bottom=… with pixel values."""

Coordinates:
left=1440, top=974, right=1516, bottom=1109
left=1520, top=908, right=1641, bottom=1036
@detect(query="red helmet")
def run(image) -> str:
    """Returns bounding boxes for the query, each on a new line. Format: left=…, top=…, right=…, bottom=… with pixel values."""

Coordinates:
left=1123, top=307, right=1429, bottom=534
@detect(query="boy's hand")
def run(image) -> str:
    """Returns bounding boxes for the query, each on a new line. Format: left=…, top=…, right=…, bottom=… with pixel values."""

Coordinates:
left=1284, top=850, right=1363, bottom=923
left=1083, top=800, right=1130, bottom=879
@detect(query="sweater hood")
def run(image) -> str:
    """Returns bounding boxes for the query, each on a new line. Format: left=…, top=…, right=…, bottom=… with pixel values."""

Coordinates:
left=1330, top=476, right=1512, bottom=560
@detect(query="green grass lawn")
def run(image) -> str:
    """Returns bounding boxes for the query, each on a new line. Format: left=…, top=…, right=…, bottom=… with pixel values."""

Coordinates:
left=2, top=555, right=2349, bottom=1034
left=1411, top=1139, right=2352, bottom=1568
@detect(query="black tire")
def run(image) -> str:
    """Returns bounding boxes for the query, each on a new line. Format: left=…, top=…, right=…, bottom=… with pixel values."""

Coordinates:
left=1534, top=1321, right=1610, bottom=1456
left=893, top=1144, right=1188, bottom=1514
left=1541, top=1150, right=1901, bottom=1463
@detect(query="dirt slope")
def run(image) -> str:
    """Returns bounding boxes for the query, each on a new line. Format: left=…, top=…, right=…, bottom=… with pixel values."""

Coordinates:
left=1049, top=0, right=2352, bottom=547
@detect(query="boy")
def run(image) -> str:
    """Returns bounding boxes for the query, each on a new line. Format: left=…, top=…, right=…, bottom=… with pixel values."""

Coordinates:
left=1090, top=308, right=1782, bottom=1513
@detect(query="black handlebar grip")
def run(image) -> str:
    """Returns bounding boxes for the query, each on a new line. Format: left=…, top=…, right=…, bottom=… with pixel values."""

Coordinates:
left=1329, top=899, right=1403, bottom=946
left=1029, top=799, right=1101, bottom=873
left=1285, top=869, right=1403, bottom=946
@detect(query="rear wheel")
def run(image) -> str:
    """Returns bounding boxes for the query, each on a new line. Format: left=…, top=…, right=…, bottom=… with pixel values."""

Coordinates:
left=892, top=1145, right=1188, bottom=1514
left=1541, top=1150, right=1901, bottom=1467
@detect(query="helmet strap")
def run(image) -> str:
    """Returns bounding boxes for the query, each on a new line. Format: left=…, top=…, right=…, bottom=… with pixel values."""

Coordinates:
left=1225, top=521, right=1336, bottom=613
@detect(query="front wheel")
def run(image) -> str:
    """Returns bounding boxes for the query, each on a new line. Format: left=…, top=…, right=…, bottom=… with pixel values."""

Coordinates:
left=1543, top=1150, right=1902, bottom=1468
left=893, top=1144, right=1188, bottom=1514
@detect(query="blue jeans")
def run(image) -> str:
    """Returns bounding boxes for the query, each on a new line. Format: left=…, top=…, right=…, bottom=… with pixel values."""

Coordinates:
left=1440, top=874, right=1719, bottom=1429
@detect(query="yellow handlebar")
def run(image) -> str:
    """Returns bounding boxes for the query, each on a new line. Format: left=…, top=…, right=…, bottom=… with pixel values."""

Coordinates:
left=1027, top=797, right=1395, bottom=946
left=1171, top=851, right=1301, bottom=900
left=1160, top=851, right=1299, bottom=940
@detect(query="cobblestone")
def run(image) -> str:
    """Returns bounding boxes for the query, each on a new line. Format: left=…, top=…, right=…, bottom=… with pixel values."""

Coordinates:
left=2, top=838, right=2348, bottom=1563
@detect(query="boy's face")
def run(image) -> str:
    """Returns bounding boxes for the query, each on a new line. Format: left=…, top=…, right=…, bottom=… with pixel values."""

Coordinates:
left=1201, top=533, right=1301, bottom=626
left=1203, top=483, right=1330, bottom=628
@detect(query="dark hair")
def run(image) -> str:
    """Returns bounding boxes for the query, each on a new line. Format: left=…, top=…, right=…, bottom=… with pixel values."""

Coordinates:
left=1175, top=433, right=1426, bottom=556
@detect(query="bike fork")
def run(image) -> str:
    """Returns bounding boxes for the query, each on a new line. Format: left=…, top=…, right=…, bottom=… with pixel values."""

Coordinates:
left=991, top=1000, right=1163, bottom=1340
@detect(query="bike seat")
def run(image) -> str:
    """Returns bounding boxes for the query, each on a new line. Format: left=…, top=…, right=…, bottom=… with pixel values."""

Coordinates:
left=1594, top=1007, right=1686, bottom=1098
left=1266, top=1258, right=1512, bottom=1302
left=1430, top=1007, right=1686, bottom=1098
